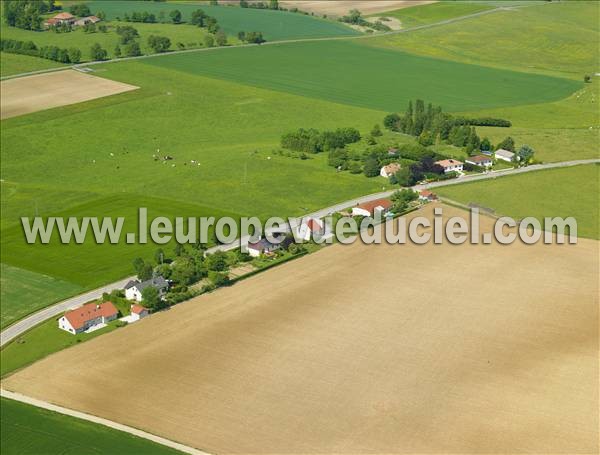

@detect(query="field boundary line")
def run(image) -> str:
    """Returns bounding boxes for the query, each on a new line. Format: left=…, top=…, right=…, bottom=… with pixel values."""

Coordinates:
left=0, top=3, right=543, bottom=81
left=0, top=389, right=211, bottom=455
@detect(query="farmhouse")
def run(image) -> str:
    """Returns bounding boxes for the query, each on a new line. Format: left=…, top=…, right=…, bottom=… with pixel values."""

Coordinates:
left=466, top=155, right=493, bottom=167
left=419, top=189, right=438, bottom=201
left=130, top=304, right=149, bottom=321
left=495, top=148, right=516, bottom=163
left=247, top=238, right=281, bottom=257
left=352, top=198, right=393, bottom=217
left=297, top=217, right=325, bottom=241
left=44, top=12, right=75, bottom=27
left=380, top=163, right=401, bottom=178
left=435, top=159, right=463, bottom=173
left=58, top=301, right=118, bottom=335
left=125, top=276, right=169, bottom=302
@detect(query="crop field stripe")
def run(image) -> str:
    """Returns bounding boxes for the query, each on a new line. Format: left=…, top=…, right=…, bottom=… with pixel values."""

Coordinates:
left=140, top=40, right=581, bottom=112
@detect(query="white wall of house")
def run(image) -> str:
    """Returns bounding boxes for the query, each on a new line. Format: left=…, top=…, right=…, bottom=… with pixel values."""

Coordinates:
left=352, top=207, right=371, bottom=217
left=125, top=287, right=142, bottom=302
left=443, top=164, right=463, bottom=173
left=58, top=316, right=77, bottom=334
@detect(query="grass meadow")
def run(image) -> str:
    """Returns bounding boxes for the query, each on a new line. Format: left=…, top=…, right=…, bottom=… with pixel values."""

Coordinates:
left=0, top=264, right=82, bottom=329
left=141, top=40, right=580, bottom=112
left=84, top=0, right=358, bottom=40
left=0, top=53, right=65, bottom=77
left=367, top=1, right=599, bottom=80
left=375, top=1, right=495, bottom=28
left=436, top=164, right=600, bottom=240
left=0, top=398, right=183, bottom=454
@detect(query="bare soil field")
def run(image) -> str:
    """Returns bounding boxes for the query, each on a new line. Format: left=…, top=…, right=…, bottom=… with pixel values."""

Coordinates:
left=0, top=70, right=138, bottom=120
left=3, top=205, right=598, bottom=454
left=280, top=1, right=435, bottom=17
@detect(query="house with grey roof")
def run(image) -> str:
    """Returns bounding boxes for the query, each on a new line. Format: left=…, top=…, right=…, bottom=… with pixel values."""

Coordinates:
left=495, top=148, right=516, bottom=163
left=125, top=276, right=169, bottom=302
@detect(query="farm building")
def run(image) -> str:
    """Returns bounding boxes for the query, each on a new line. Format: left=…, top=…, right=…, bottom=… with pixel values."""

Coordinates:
left=352, top=198, right=393, bottom=217
left=495, top=149, right=516, bottom=163
left=435, top=159, right=463, bottom=173
left=74, top=16, right=102, bottom=27
left=58, top=302, right=118, bottom=335
left=297, top=217, right=326, bottom=241
left=419, top=190, right=438, bottom=201
left=130, top=304, right=149, bottom=321
left=125, top=276, right=169, bottom=302
left=380, top=163, right=401, bottom=178
left=247, top=238, right=281, bottom=257
left=465, top=155, right=493, bottom=167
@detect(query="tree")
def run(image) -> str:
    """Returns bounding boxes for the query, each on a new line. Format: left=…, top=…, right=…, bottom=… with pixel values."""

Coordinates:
left=124, top=41, right=142, bottom=57
left=148, top=35, right=171, bottom=53
left=210, top=0, right=219, bottom=5
left=496, top=136, right=515, bottom=152
left=269, top=0, right=279, bottom=9
left=171, top=257, right=197, bottom=285
left=90, top=43, right=107, bottom=61
left=208, top=271, right=229, bottom=287
left=173, top=243, right=185, bottom=257
left=116, top=25, right=139, bottom=44
left=114, top=44, right=122, bottom=58
left=363, top=156, right=380, bottom=177
left=206, top=251, right=228, bottom=272
left=215, top=30, right=227, bottom=46
left=138, top=263, right=154, bottom=281
left=70, top=3, right=91, bottom=16
left=68, top=47, right=81, bottom=63
left=142, top=286, right=162, bottom=310
left=133, top=257, right=145, bottom=274
left=169, top=9, right=182, bottom=24
left=480, top=137, right=492, bottom=152
left=206, top=16, right=219, bottom=33
left=155, top=248, right=165, bottom=264
left=240, top=0, right=249, bottom=7
left=383, top=113, right=400, bottom=131
left=190, top=9, right=207, bottom=26
left=371, top=124, right=382, bottom=137
left=584, top=74, right=592, bottom=83
left=393, top=167, right=411, bottom=186
left=517, top=144, right=534, bottom=165
left=204, top=34, right=215, bottom=47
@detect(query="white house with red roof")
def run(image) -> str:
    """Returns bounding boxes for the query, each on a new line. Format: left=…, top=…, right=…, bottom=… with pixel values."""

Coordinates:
left=352, top=198, right=393, bottom=217
left=435, top=159, right=463, bottom=174
left=297, top=217, right=326, bottom=241
left=130, top=304, right=149, bottom=322
left=58, top=301, right=118, bottom=334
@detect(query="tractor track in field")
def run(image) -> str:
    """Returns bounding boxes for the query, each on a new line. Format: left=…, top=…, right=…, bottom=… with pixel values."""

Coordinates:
left=1, top=3, right=548, bottom=81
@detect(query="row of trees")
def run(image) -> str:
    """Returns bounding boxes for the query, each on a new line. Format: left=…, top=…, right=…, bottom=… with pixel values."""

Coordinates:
left=383, top=100, right=511, bottom=155
left=240, top=0, right=279, bottom=9
left=281, top=127, right=361, bottom=154
left=238, top=31, right=266, bottom=44
left=1, top=39, right=81, bottom=63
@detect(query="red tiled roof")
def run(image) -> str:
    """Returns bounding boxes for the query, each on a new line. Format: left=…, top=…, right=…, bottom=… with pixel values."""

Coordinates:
left=306, top=218, right=323, bottom=232
left=356, top=198, right=392, bottom=215
left=44, top=18, right=60, bottom=25
left=435, top=159, right=463, bottom=168
left=467, top=155, right=492, bottom=163
left=64, top=302, right=117, bottom=330
left=131, top=304, right=147, bottom=315
left=53, top=12, right=75, bottom=20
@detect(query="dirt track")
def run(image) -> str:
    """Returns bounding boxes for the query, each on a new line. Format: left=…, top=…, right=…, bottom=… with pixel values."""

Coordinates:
left=0, top=70, right=138, bottom=120
left=3, top=205, right=598, bottom=454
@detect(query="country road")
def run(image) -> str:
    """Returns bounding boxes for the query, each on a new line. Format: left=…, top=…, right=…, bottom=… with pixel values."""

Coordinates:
left=2, top=159, right=597, bottom=348
left=0, top=2, right=543, bottom=81
left=0, top=389, right=211, bottom=455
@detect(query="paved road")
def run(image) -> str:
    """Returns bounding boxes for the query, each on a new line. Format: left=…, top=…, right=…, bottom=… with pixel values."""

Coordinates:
left=0, top=3, right=543, bottom=81
left=1, top=159, right=597, bottom=347
left=0, top=276, right=135, bottom=347
left=0, top=389, right=210, bottom=455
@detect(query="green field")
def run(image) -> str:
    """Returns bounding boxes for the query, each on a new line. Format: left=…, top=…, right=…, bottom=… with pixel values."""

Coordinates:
left=0, top=53, right=65, bottom=77
left=0, top=316, right=123, bottom=377
left=374, top=1, right=494, bottom=28
left=0, top=398, right=183, bottom=454
left=367, top=1, right=600, bottom=80
left=84, top=0, right=359, bottom=40
left=0, top=264, right=82, bottom=329
left=141, top=40, right=580, bottom=112
left=436, top=164, right=600, bottom=239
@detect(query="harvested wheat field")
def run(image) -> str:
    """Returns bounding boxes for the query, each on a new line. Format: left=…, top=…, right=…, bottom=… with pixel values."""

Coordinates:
left=3, top=205, right=598, bottom=454
left=280, top=1, right=435, bottom=17
left=0, top=70, right=138, bottom=120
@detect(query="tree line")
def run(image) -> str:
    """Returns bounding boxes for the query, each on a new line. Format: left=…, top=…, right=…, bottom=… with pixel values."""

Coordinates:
left=1, top=39, right=81, bottom=64
left=384, top=100, right=513, bottom=155
left=281, top=127, right=361, bottom=154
